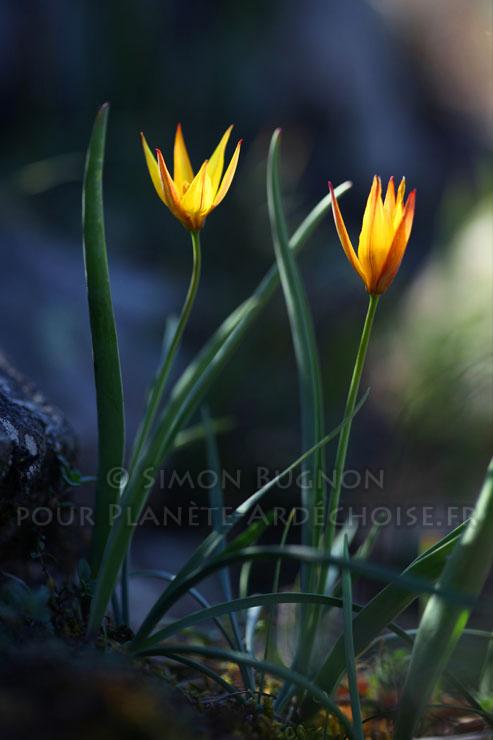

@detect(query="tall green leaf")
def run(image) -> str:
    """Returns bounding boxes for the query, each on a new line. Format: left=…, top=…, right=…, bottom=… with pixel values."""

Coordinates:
left=342, top=536, right=364, bottom=739
left=267, top=129, right=325, bottom=571
left=202, top=406, right=255, bottom=692
left=395, top=458, right=493, bottom=739
left=82, top=103, right=125, bottom=573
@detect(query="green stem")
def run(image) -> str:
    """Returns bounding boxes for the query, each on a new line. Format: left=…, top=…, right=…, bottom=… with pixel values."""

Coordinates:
left=275, top=295, right=379, bottom=716
left=129, top=230, right=202, bottom=470
left=323, top=294, right=379, bottom=560
left=119, top=231, right=201, bottom=627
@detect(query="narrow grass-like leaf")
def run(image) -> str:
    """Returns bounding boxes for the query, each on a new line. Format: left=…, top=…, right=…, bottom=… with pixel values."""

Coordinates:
left=394, top=458, right=493, bottom=739
left=82, top=103, right=125, bottom=573
left=87, top=181, right=351, bottom=633
left=342, top=536, right=364, bottom=739
left=173, top=417, right=234, bottom=450
left=245, top=606, right=262, bottom=656
left=130, top=569, right=234, bottom=648
left=266, top=128, right=326, bottom=717
left=202, top=406, right=254, bottom=692
left=354, top=524, right=381, bottom=561
left=267, top=129, right=325, bottom=575
left=331, top=523, right=381, bottom=598
left=259, top=509, right=295, bottom=702
left=275, top=518, right=359, bottom=713
left=325, top=518, right=359, bottom=595
left=133, top=507, right=276, bottom=646
left=239, top=561, right=254, bottom=599
left=479, top=634, right=493, bottom=699
left=139, top=644, right=356, bottom=738
left=132, top=592, right=346, bottom=652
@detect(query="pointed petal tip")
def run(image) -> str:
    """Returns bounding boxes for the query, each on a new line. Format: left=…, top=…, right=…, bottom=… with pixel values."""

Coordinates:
left=406, top=188, right=417, bottom=208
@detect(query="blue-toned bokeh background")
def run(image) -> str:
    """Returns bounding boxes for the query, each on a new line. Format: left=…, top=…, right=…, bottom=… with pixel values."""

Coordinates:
left=0, top=0, right=491, bottom=588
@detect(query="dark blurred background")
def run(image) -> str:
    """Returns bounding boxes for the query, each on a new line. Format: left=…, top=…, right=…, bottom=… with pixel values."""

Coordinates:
left=0, top=0, right=492, bottom=591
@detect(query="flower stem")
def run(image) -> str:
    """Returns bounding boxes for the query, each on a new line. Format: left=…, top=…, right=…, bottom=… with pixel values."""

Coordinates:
left=120, top=230, right=202, bottom=624
left=276, top=293, right=380, bottom=715
left=323, top=293, right=379, bottom=559
left=129, top=230, right=202, bottom=471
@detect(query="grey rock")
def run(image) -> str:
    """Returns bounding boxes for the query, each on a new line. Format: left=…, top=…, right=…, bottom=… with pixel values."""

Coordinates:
left=0, top=355, right=77, bottom=574
left=0, top=355, right=76, bottom=496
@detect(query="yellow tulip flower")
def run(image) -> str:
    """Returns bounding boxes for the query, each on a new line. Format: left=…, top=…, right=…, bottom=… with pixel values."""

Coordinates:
left=141, top=124, right=242, bottom=231
left=328, top=176, right=416, bottom=295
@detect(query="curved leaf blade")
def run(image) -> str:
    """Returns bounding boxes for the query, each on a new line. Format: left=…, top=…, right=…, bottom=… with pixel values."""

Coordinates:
left=82, top=103, right=125, bottom=574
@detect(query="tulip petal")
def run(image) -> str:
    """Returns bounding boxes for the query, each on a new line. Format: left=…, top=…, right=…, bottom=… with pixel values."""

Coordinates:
left=392, top=177, right=406, bottom=228
left=200, top=171, right=215, bottom=213
left=358, top=176, right=393, bottom=293
left=213, top=139, right=242, bottom=207
left=207, top=125, right=233, bottom=197
left=156, top=148, right=183, bottom=217
left=181, top=159, right=209, bottom=214
left=396, top=177, right=406, bottom=205
left=359, top=176, right=381, bottom=246
left=328, top=181, right=366, bottom=286
left=383, top=176, right=396, bottom=219
left=357, top=176, right=383, bottom=288
left=141, top=133, right=166, bottom=204
left=375, top=189, right=416, bottom=294
left=173, top=123, right=194, bottom=192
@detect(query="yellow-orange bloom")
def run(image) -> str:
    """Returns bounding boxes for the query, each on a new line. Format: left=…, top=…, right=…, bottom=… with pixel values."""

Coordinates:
left=141, top=124, right=242, bottom=231
left=328, top=176, right=416, bottom=295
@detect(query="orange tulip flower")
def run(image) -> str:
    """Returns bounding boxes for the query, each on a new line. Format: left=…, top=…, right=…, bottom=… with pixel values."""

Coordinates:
left=328, top=176, right=416, bottom=295
left=141, top=124, right=242, bottom=231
